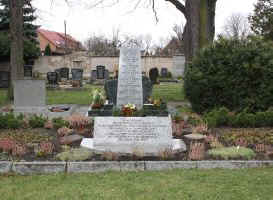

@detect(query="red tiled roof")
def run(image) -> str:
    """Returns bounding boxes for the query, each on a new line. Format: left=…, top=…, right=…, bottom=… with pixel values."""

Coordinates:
left=38, top=28, right=78, bottom=48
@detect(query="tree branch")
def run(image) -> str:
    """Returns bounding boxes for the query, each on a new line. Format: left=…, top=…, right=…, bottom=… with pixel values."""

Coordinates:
left=165, top=0, right=186, bottom=17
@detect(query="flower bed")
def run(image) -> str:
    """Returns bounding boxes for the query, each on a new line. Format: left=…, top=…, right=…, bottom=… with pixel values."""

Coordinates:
left=1, top=111, right=273, bottom=162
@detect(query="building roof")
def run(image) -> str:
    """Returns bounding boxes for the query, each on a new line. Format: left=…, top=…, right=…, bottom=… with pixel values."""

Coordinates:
left=37, top=28, right=79, bottom=48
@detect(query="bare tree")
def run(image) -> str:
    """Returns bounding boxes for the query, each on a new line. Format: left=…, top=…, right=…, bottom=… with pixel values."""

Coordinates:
left=68, top=0, right=218, bottom=64
left=222, top=13, right=250, bottom=39
left=122, top=34, right=145, bottom=49
left=172, top=23, right=184, bottom=54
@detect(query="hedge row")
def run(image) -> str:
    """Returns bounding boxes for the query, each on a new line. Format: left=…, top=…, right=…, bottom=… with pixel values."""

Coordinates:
left=184, top=37, right=273, bottom=113
left=204, top=107, right=273, bottom=128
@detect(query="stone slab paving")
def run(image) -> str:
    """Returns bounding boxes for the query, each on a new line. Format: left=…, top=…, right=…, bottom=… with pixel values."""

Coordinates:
left=119, top=161, right=145, bottom=171
left=2, top=161, right=273, bottom=174
left=12, top=162, right=66, bottom=175
left=0, top=161, right=12, bottom=173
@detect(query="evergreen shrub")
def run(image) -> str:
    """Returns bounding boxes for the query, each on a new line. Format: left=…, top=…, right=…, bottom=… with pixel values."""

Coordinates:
left=185, top=37, right=273, bottom=113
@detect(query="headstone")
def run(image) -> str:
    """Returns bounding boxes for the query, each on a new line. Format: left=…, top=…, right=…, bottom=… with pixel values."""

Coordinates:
left=104, top=69, right=109, bottom=80
left=173, top=55, right=185, bottom=77
left=0, top=71, right=10, bottom=88
left=93, top=117, right=173, bottom=154
left=60, top=67, right=69, bottom=79
left=54, top=68, right=61, bottom=82
left=96, top=66, right=105, bottom=79
left=117, top=47, right=143, bottom=109
left=161, top=68, right=168, bottom=78
left=91, top=70, right=97, bottom=81
left=24, top=65, right=33, bottom=78
left=104, top=76, right=152, bottom=105
left=71, top=69, right=83, bottom=81
left=14, top=80, right=46, bottom=107
left=47, top=72, right=58, bottom=85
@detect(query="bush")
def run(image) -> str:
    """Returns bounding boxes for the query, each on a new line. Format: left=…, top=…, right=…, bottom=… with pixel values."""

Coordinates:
left=204, top=107, right=229, bottom=128
left=185, top=37, right=273, bottom=113
left=56, top=148, right=93, bottom=161
left=29, top=114, right=47, bottom=128
left=208, top=147, right=256, bottom=160
left=0, top=113, right=23, bottom=129
left=204, top=107, right=273, bottom=128
left=167, top=71, right=172, bottom=78
left=52, top=117, right=69, bottom=129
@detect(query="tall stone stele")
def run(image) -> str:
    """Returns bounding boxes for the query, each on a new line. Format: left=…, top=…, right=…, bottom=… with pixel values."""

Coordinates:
left=117, top=47, right=143, bottom=109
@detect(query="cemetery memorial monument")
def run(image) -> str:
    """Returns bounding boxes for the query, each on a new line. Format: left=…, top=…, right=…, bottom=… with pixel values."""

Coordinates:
left=117, top=48, right=143, bottom=109
left=82, top=47, right=186, bottom=154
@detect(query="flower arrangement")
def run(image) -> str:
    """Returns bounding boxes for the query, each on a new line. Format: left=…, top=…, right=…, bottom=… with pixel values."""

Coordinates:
left=121, top=103, right=137, bottom=117
left=91, top=89, right=105, bottom=109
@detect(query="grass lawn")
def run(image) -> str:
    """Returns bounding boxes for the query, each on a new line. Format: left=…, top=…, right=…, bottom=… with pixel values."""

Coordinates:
left=152, top=82, right=185, bottom=102
left=0, top=83, right=185, bottom=106
left=0, top=168, right=273, bottom=200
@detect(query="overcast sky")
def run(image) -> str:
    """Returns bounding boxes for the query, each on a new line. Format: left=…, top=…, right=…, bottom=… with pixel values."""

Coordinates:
left=32, top=0, right=257, bottom=44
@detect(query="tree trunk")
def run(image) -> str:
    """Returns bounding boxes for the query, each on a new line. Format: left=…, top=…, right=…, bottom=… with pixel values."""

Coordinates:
left=166, top=0, right=217, bottom=64
left=183, top=0, right=216, bottom=65
left=8, top=0, right=24, bottom=100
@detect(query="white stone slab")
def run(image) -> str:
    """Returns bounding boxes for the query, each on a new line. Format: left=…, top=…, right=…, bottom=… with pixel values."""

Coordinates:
left=117, top=47, right=143, bottom=109
left=80, top=138, right=186, bottom=153
left=91, top=117, right=176, bottom=154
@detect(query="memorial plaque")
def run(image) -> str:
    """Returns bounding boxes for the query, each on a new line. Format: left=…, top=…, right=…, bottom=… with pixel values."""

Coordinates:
left=93, top=117, right=173, bottom=154
left=117, top=47, right=143, bottom=109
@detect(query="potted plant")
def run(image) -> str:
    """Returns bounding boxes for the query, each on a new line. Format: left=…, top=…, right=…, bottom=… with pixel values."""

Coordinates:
left=91, top=89, right=105, bottom=109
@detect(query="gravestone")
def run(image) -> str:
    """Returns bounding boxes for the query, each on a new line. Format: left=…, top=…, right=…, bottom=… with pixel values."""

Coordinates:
left=54, top=68, right=61, bottom=82
left=104, top=69, right=109, bottom=80
left=117, top=47, right=143, bottom=109
left=91, top=70, right=97, bottom=81
left=96, top=66, right=105, bottom=79
left=0, top=71, right=10, bottom=88
left=14, top=80, right=46, bottom=107
left=47, top=72, right=58, bottom=85
left=91, top=117, right=176, bottom=154
left=71, top=69, right=83, bottom=81
left=161, top=68, right=168, bottom=78
left=104, top=76, right=152, bottom=105
left=60, top=67, right=69, bottom=79
left=24, top=65, right=33, bottom=78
